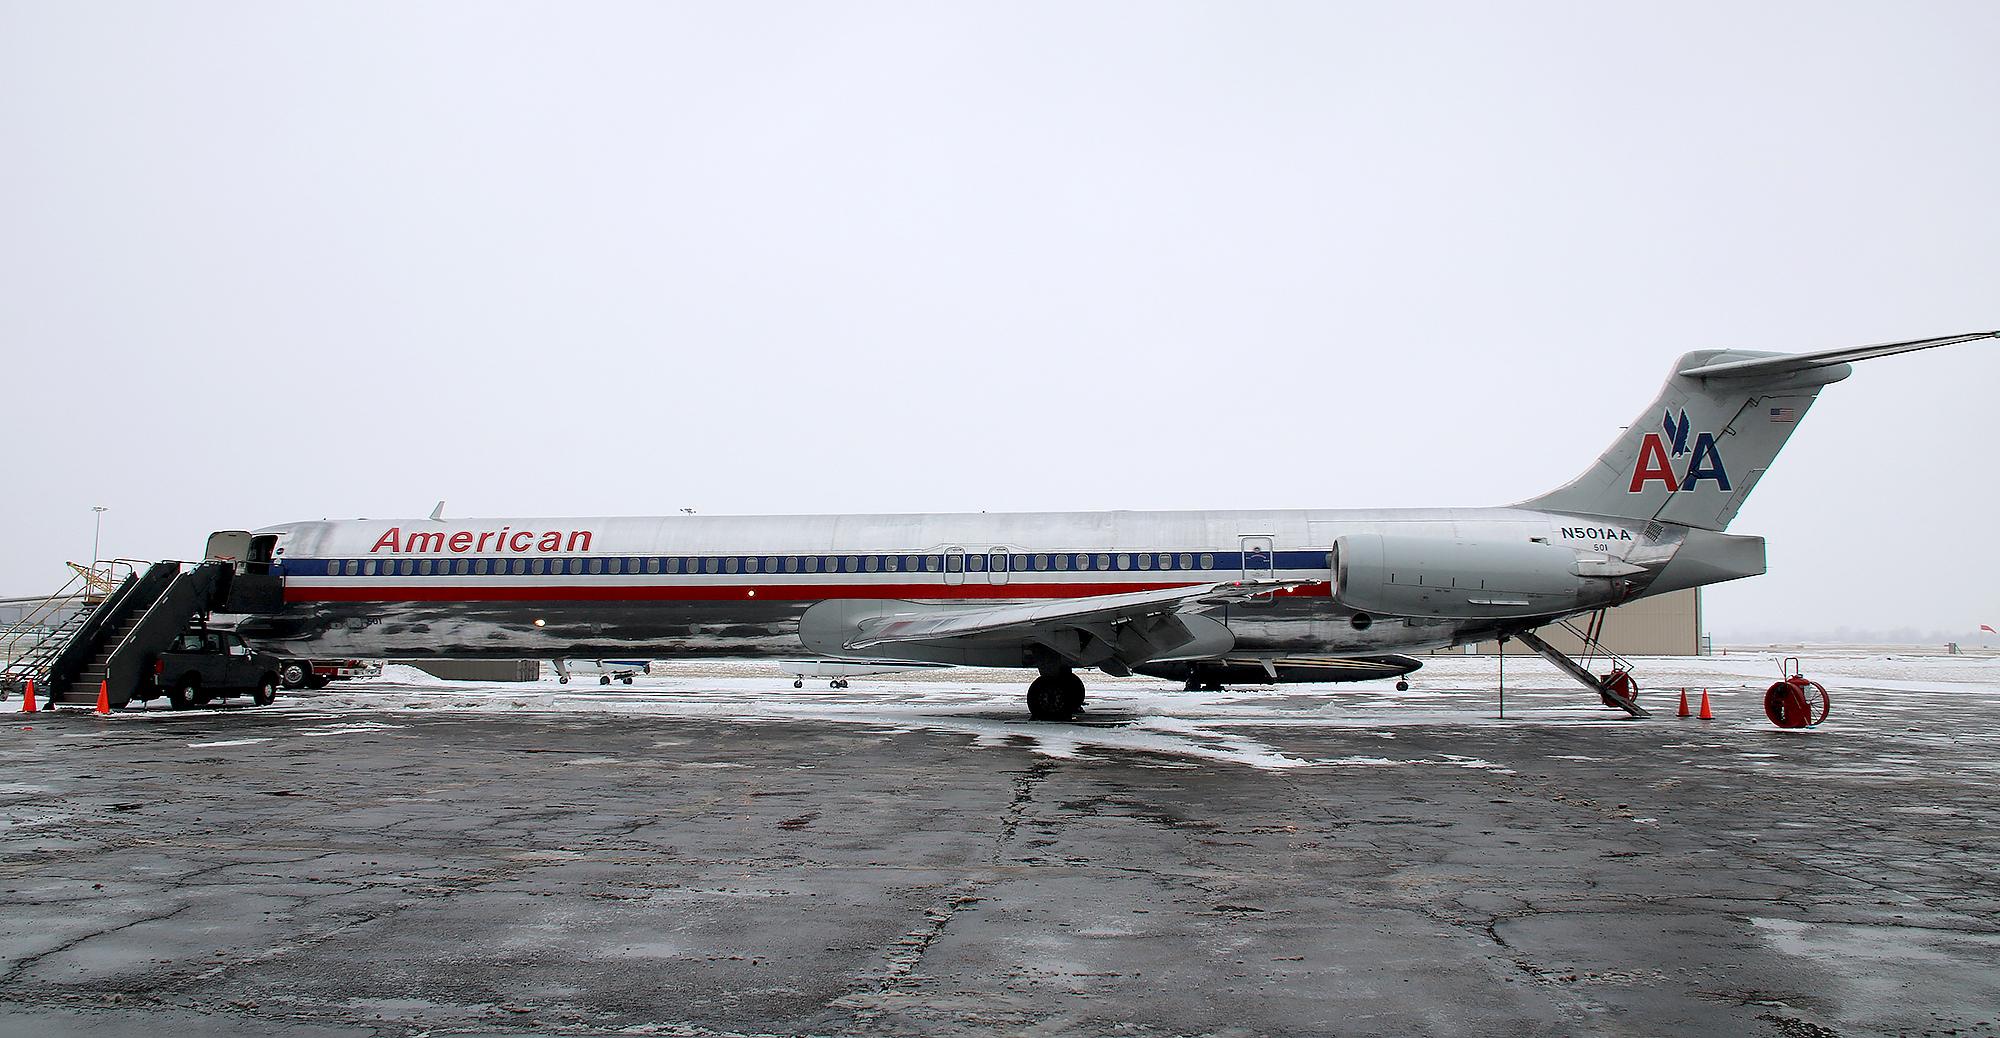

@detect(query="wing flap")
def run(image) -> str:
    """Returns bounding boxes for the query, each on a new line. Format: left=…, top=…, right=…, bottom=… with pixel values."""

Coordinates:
left=845, top=579, right=1305, bottom=650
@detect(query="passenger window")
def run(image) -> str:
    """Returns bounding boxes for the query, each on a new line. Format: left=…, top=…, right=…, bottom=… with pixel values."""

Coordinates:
left=805, top=557, right=820, bottom=573
left=1116, top=554, right=1130, bottom=570
left=784, top=557, right=799, bottom=573
left=1013, top=553, right=1029, bottom=571
left=586, top=559, right=601, bottom=574
left=345, top=561, right=359, bottom=576
left=1200, top=553, right=1214, bottom=569
left=399, top=560, right=414, bottom=575
left=416, top=559, right=431, bottom=575
left=865, top=556, right=879, bottom=572
left=666, top=558, right=681, bottom=574
left=1178, top=553, right=1193, bottom=569
left=1054, top=554, right=1070, bottom=571
left=926, top=555, right=941, bottom=572
left=512, top=559, right=528, bottom=574
left=1096, top=553, right=1110, bottom=570
left=746, top=557, right=760, bottom=573
left=1138, top=554, right=1153, bottom=570
left=905, top=555, right=920, bottom=572
left=884, top=555, right=898, bottom=572
left=723, top=557, right=738, bottom=573
left=705, top=558, right=720, bottom=574
left=1077, top=554, right=1092, bottom=571
left=947, top=553, right=964, bottom=573
left=1033, top=554, right=1049, bottom=571
left=646, top=558, right=660, bottom=574
left=990, top=552, right=1008, bottom=572
left=608, top=558, right=622, bottom=574
left=846, top=555, right=861, bottom=572
left=968, top=555, right=984, bottom=572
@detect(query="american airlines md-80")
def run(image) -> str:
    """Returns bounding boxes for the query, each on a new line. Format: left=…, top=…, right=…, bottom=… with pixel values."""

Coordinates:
left=214, top=333, right=1993, bottom=721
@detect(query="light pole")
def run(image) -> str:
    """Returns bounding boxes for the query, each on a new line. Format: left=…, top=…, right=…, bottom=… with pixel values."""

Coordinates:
left=92, top=506, right=107, bottom=574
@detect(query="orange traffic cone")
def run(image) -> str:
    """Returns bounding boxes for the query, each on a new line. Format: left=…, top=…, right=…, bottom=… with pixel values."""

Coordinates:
left=95, top=680, right=111, bottom=715
left=1697, top=688, right=1713, bottom=720
left=21, top=679, right=36, bottom=713
left=1677, top=688, right=1691, bottom=718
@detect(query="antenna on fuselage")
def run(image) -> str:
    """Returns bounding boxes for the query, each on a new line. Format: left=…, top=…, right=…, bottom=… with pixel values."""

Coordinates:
left=429, top=500, right=446, bottom=522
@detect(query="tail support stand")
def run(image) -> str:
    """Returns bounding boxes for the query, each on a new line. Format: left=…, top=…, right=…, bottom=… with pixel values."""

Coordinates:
left=1513, top=629, right=1650, bottom=718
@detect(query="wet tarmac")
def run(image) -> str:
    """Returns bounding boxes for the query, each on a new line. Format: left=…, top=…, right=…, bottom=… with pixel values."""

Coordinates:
left=3, top=654, right=1998, bottom=1037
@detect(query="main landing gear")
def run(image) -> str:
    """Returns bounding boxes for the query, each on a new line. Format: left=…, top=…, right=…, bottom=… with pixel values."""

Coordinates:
left=1513, top=612, right=1650, bottom=717
left=1026, top=669, right=1086, bottom=721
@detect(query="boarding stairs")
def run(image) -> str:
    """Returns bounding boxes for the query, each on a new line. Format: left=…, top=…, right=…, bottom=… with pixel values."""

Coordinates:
left=2, top=560, right=233, bottom=709
left=2, top=563, right=129, bottom=697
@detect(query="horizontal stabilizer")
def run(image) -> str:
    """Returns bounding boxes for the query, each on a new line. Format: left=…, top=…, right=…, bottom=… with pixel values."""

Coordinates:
left=1677, top=331, right=1997, bottom=380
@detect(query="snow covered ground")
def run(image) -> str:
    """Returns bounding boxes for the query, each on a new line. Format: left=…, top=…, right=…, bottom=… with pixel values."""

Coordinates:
left=77, top=647, right=1991, bottom=771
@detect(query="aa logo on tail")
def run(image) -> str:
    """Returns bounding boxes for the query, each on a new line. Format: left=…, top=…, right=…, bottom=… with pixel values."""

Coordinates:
left=1629, top=408, right=1730, bottom=493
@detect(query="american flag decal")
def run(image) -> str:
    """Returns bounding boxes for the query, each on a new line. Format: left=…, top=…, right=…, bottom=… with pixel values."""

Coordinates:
left=1769, top=406, right=1798, bottom=423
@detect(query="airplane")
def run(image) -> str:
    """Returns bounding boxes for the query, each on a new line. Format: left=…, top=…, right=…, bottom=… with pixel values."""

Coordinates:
left=549, top=658, right=653, bottom=685
left=217, top=331, right=1994, bottom=722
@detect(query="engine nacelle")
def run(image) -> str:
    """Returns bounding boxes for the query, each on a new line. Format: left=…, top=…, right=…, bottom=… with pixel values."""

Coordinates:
left=1332, top=533, right=1604, bottom=620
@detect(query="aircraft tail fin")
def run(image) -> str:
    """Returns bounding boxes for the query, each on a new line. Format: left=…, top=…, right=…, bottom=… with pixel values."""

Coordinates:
left=1520, top=331, right=1996, bottom=532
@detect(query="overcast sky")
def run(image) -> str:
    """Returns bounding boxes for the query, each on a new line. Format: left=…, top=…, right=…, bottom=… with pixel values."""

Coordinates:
left=2, top=3, right=1995, bottom=639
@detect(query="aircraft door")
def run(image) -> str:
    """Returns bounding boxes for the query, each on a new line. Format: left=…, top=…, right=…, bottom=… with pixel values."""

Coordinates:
left=943, top=547, right=966, bottom=586
left=988, top=549, right=1010, bottom=585
left=205, top=530, right=252, bottom=565
left=1239, top=534, right=1275, bottom=606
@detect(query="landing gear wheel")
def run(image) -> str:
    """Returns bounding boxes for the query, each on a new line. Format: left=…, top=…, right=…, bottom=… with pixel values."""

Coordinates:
left=1059, top=672, right=1085, bottom=714
left=621, top=675, right=634, bottom=685
left=253, top=678, right=278, bottom=707
left=793, top=679, right=804, bottom=688
left=167, top=679, right=196, bottom=711
left=1598, top=669, right=1638, bottom=709
left=600, top=675, right=612, bottom=686
left=1396, top=680, right=1410, bottom=692
left=558, top=675, right=570, bottom=685
left=1027, top=674, right=1081, bottom=721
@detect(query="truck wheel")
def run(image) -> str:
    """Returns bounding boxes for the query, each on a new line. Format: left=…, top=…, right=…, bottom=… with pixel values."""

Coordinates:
left=279, top=661, right=310, bottom=689
left=167, top=678, right=197, bottom=710
left=253, top=677, right=278, bottom=706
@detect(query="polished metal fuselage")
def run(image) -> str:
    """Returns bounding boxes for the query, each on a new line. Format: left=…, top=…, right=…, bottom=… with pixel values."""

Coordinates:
left=233, top=505, right=1677, bottom=663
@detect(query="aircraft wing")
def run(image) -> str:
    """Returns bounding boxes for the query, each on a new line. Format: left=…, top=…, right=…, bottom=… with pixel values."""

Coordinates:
left=1677, top=330, right=1997, bottom=380
left=844, top=580, right=1306, bottom=651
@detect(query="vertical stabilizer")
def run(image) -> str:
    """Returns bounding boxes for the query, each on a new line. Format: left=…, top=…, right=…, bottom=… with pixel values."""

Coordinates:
left=1520, top=332, right=1997, bottom=531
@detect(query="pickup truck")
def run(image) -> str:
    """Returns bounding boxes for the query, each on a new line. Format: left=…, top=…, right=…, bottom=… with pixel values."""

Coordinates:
left=146, top=629, right=284, bottom=709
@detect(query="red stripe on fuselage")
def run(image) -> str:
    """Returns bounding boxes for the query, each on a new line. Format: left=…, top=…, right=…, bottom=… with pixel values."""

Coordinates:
left=283, top=581, right=1332, bottom=604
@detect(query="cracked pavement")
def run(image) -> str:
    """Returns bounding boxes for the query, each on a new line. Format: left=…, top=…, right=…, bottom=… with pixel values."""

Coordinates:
left=2, top=666, right=1997, bottom=1037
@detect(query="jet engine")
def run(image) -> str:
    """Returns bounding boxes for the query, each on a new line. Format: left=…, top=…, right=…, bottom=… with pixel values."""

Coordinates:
left=1331, top=533, right=1624, bottom=621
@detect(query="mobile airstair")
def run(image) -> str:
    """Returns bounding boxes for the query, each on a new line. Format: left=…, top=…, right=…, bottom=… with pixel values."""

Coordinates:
left=2, top=560, right=235, bottom=709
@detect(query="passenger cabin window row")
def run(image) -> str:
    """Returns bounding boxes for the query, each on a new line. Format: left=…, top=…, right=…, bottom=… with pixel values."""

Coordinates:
left=315, top=551, right=1245, bottom=577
